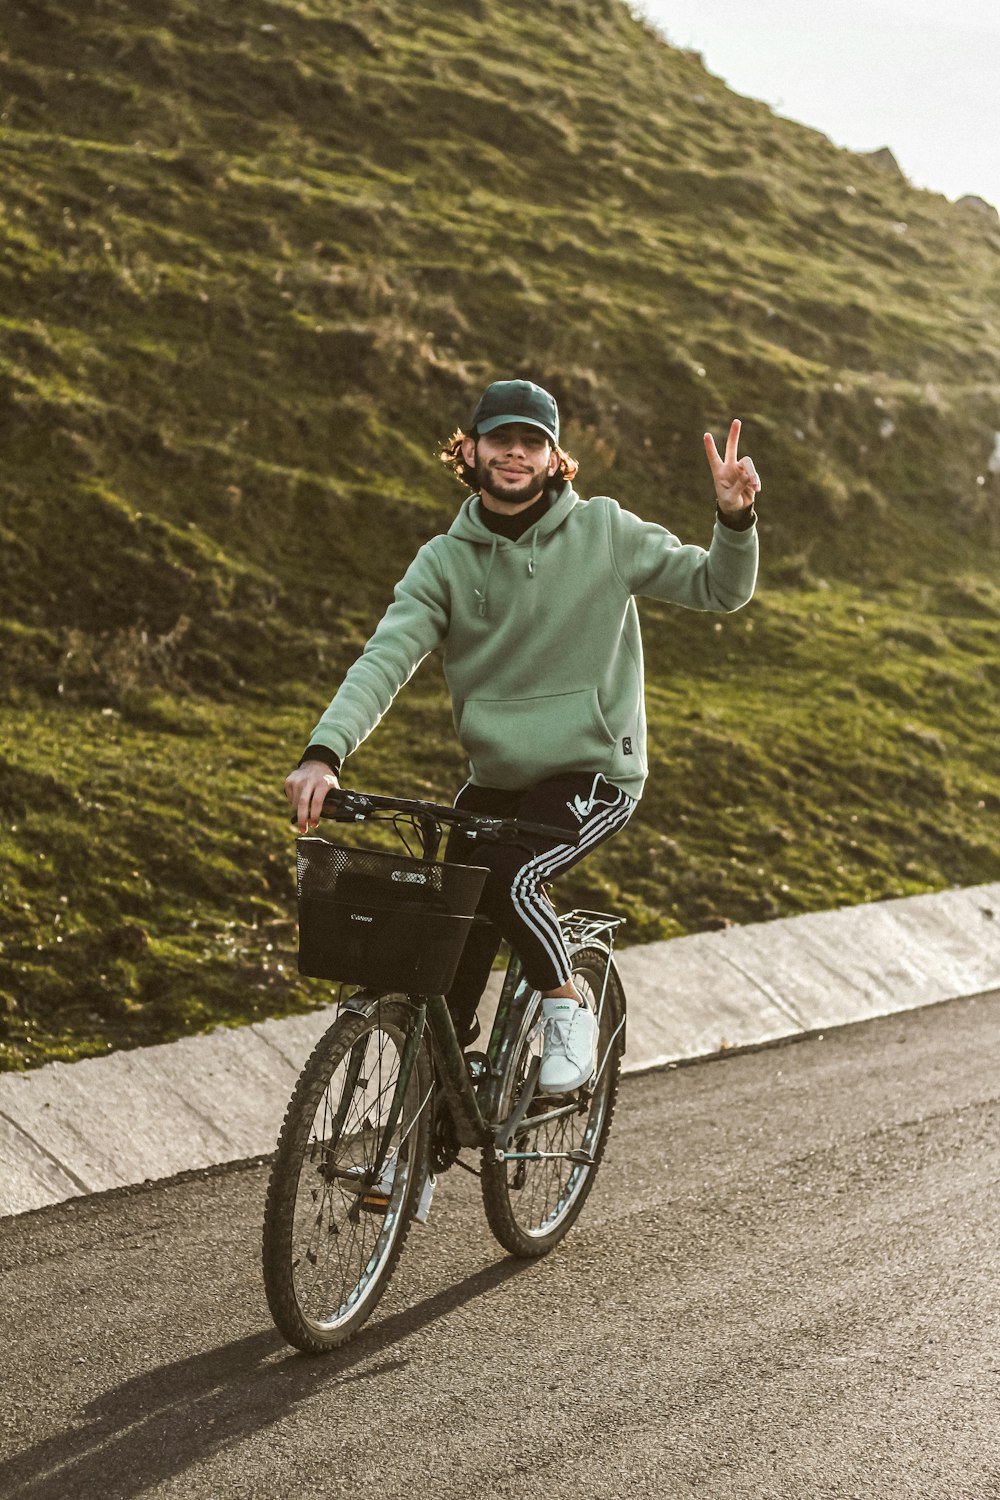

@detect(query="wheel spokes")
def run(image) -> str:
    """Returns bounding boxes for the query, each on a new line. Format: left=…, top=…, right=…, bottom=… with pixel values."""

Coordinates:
left=502, top=966, right=615, bottom=1235
left=289, top=1024, right=414, bottom=1328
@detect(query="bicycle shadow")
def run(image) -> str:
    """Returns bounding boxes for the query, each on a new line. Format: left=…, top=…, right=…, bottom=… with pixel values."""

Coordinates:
left=1, top=1256, right=532, bottom=1500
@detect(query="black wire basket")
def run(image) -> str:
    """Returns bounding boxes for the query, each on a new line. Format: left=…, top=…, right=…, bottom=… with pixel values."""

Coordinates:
left=295, top=838, right=490, bottom=992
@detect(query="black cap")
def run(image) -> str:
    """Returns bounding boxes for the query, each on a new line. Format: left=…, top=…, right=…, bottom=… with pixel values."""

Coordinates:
left=469, top=380, right=559, bottom=445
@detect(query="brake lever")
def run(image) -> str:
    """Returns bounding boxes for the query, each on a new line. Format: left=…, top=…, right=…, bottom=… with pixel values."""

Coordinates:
left=465, top=817, right=505, bottom=842
left=290, top=810, right=362, bottom=827
left=288, top=790, right=371, bottom=828
left=327, top=791, right=372, bottom=818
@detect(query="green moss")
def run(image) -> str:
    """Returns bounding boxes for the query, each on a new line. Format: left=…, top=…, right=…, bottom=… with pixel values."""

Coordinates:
left=2, top=574, right=998, bottom=1071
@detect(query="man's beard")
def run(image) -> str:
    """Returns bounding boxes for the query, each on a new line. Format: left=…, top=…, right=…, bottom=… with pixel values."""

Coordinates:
left=474, top=452, right=549, bottom=507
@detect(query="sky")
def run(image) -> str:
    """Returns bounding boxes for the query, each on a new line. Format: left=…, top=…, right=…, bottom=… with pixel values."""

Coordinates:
left=638, top=0, right=1000, bottom=210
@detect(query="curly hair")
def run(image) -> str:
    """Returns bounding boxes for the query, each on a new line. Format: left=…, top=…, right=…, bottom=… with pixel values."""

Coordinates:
left=439, top=429, right=579, bottom=490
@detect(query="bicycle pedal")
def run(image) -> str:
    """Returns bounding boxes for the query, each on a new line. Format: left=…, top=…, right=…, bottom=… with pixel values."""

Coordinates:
left=358, top=1190, right=390, bottom=1215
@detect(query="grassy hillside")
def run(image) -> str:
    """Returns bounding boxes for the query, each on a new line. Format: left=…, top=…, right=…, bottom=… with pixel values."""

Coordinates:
left=1, top=0, right=998, bottom=1069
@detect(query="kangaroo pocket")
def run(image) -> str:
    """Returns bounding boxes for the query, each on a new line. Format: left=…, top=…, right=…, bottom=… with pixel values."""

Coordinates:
left=459, top=688, right=616, bottom=789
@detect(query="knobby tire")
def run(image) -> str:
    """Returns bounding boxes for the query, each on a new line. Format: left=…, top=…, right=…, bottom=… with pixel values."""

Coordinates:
left=480, top=946, right=625, bottom=1257
left=262, top=998, right=430, bottom=1353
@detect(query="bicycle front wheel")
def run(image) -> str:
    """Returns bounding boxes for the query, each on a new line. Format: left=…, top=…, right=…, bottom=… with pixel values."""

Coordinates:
left=262, top=997, right=431, bottom=1353
left=481, top=946, right=625, bottom=1257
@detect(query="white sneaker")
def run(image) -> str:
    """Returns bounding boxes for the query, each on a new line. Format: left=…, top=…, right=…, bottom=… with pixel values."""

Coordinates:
left=539, top=997, right=598, bottom=1092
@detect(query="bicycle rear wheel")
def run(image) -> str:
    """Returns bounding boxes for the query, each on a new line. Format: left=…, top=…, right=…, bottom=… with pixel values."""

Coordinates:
left=262, top=997, right=430, bottom=1352
left=481, top=945, right=625, bottom=1257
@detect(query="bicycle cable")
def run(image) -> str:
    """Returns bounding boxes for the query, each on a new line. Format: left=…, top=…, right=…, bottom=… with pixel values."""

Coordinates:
left=390, top=812, right=425, bottom=859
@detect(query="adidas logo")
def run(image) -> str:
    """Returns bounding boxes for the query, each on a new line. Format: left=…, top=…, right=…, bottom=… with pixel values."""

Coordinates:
left=567, top=795, right=590, bottom=824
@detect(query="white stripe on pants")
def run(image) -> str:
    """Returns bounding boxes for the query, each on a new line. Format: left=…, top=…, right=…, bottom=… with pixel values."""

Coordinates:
left=509, top=787, right=635, bottom=986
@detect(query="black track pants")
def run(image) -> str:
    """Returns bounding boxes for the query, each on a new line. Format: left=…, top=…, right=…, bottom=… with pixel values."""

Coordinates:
left=443, top=772, right=636, bottom=1038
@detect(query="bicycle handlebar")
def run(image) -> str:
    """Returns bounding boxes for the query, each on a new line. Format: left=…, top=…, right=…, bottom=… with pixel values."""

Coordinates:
left=303, top=786, right=581, bottom=849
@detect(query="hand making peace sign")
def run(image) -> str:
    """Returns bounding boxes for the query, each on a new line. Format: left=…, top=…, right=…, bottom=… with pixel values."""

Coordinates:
left=704, top=419, right=761, bottom=514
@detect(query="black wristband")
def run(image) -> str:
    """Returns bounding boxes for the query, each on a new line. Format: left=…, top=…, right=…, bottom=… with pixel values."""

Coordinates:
left=716, top=503, right=757, bottom=532
left=298, top=745, right=342, bottom=774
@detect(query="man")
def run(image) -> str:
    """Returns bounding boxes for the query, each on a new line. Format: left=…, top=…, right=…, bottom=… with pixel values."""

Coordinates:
left=286, top=379, right=760, bottom=1093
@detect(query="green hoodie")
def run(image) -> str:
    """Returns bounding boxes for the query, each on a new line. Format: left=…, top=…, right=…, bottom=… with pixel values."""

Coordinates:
left=307, top=482, right=758, bottom=800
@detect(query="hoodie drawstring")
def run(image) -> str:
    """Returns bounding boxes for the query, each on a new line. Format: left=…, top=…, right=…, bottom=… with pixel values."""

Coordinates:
left=475, top=535, right=498, bottom=617
left=578, top=772, right=619, bottom=818
left=474, top=530, right=540, bottom=616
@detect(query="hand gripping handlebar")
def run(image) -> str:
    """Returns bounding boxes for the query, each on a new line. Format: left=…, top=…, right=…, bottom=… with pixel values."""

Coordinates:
left=313, top=786, right=581, bottom=849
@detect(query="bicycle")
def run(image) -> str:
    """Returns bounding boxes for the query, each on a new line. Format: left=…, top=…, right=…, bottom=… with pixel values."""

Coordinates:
left=262, top=786, right=627, bottom=1353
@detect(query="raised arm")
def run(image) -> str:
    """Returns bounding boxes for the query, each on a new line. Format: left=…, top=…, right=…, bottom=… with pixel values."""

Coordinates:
left=703, top=418, right=761, bottom=516
left=605, top=421, right=761, bottom=612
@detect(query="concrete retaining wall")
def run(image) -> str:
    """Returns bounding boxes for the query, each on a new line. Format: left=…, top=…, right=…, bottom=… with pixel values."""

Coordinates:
left=1, top=882, right=997, bottom=1218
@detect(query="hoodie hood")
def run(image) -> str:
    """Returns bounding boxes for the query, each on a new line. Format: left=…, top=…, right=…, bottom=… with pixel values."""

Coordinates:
left=447, top=481, right=582, bottom=616
left=447, top=480, right=581, bottom=546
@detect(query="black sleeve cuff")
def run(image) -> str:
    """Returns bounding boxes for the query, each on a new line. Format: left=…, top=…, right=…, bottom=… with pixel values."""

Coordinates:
left=717, top=503, right=757, bottom=532
left=298, top=745, right=342, bottom=774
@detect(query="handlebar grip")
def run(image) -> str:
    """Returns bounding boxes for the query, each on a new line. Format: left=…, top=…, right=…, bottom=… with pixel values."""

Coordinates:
left=289, top=787, right=582, bottom=847
left=287, top=784, right=348, bottom=826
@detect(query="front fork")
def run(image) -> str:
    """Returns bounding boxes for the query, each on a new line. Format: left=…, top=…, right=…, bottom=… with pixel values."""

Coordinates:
left=367, top=1000, right=429, bottom=1182
left=330, top=996, right=430, bottom=1188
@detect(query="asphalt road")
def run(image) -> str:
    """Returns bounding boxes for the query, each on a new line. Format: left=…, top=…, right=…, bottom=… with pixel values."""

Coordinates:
left=2, top=991, right=999, bottom=1500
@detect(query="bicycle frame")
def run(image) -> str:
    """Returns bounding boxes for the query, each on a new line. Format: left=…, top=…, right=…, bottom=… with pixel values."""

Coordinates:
left=340, top=909, right=625, bottom=1172
left=309, top=788, right=626, bottom=1180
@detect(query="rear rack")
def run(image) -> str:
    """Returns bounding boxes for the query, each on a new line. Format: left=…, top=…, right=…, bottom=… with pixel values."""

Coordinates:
left=558, top=909, right=626, bottom=947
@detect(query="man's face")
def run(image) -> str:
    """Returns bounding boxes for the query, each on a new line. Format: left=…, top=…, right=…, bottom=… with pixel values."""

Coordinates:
left=462, top=423, right=559, bottom=507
